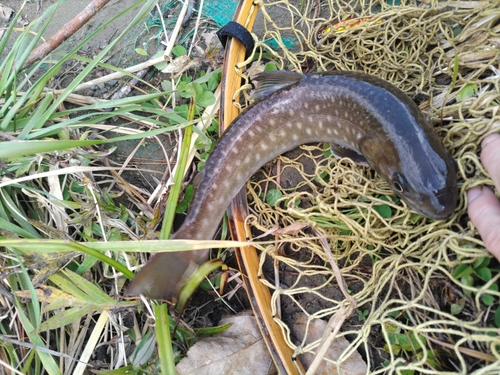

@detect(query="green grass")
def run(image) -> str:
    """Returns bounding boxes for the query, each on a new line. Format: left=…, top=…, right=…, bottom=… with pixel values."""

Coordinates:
left=0, top=0, right=227, bottom=373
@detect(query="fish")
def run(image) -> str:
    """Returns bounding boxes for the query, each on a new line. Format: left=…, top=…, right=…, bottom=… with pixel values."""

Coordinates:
left=126, top=70, right=458, bottom=300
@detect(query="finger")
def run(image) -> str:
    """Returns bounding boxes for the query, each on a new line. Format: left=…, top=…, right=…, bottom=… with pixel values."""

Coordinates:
left=467, top=186, right=500, bottom=259
left=480, top=133, right=500, bottom=191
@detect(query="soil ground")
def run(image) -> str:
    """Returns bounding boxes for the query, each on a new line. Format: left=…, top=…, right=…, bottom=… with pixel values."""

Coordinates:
left=3, top=0, right=139, bottom=62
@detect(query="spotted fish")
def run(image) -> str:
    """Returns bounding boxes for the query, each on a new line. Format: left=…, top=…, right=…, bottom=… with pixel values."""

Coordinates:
left=126, top=70, right=458, bottom=299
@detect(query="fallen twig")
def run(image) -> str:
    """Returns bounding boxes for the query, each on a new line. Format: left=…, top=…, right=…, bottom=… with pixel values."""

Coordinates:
left=306, top=230, right=358, bottom=375
left=23, top=0, right=111, bottom=68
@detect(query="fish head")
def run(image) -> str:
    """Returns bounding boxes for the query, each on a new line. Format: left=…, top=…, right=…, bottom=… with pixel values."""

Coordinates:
left=360, top=136, right=458, bottom=220
left=385, top=160, right=458, bottom=220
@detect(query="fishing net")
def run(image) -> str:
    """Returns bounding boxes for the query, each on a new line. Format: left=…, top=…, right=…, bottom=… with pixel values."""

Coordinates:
left=228, top=0, right=500, bottom=373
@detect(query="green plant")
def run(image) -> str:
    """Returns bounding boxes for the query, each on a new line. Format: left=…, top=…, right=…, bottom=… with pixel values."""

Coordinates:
left=356, top=308, right=369, bottom=321
left=383, top=322, right=439, bottom=373
left=373, top=195, right=393, bottom=219
left=453, top=257, right=500, bottom=325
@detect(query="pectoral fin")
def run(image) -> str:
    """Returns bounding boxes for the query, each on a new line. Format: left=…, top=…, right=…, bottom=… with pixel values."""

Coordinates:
left=330, top=143, right=369, bottom=166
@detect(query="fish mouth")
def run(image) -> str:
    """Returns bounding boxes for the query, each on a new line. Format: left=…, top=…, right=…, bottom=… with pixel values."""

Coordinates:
left=406, top=195, right=457, bottom=220
left=420, top=209, right=453, bottom=220
left=406, top=204, right=454, bottom=220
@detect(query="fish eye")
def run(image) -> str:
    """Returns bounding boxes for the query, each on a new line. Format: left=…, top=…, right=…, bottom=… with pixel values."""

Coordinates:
left=392, top=173, right=406, bottom=193
left=394, top=181, right=403, bottom=192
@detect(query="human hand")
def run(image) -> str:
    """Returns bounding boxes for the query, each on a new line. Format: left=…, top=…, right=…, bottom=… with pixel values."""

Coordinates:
left=467, top=133, right=500, bottom=260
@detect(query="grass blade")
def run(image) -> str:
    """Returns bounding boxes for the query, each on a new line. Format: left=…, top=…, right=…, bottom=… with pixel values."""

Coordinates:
left=155, top=302, right=177, bottom=374
left=160, top=98, right=196, bottom=239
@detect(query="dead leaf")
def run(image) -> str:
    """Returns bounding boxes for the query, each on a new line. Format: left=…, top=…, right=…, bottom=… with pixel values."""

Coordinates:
left=17, top=15, right=29, bottom=28
left=274, top=222, right=309, bottom=236
left=293, top=314, right=367, bottom=375
left=201, top=31, right=218, bottom=47
left=161, top=55, right=195, bottom=75
left=176, top=311, right=275, bottom=375
left=0, top=3, right=14, bottom=21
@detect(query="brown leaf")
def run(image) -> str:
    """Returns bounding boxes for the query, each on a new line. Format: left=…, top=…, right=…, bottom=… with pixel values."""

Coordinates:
left=293, top=314, right=367, bottom=375
left=176, top=311, right=275, bottom=375
left=0, top=4, right=14, bottom=21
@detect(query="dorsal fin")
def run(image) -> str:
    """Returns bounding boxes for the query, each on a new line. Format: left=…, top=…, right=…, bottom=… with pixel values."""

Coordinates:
left=251, top=71, right=304, bottom=100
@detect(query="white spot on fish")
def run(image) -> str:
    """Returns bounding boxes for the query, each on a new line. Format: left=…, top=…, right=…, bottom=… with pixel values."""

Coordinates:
left=297, top=123, right=303, bottom=129
left=218, top=197, right=227, bottom=210
left=315, top=104, right=320, bottom=111
left=318, top=121, right=323, bottom=128
left=225, top=165, right=232, bottom=172
left=289, top=109, right=295, bottom=116
left=261, top=143, right=269, bottom=150
left=287, top=122, right=293, bottom=128
left=279, top=130, right=286, bottom=137
left=248, top=130, right=255, bottom=137
left=244, top=155, right=251, bottom=164
left=304, top=103, right=309, bottom=109
left=270, top=119, right=276, bottom=126
left=333, top=129, right=338, bottom=135
left=306, top=128, right=312, bottom=135
left=335, top=109, right=339, bottom=117
left=270, top=134, right=277, bottom=142
left=293, top=134, right=299, bottom=141
left=357, top=133, right=362, bottom=140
